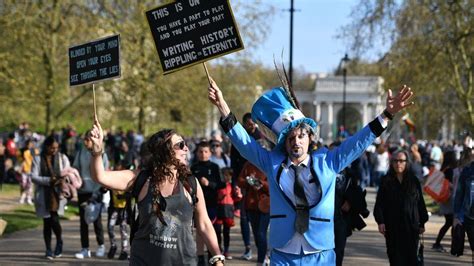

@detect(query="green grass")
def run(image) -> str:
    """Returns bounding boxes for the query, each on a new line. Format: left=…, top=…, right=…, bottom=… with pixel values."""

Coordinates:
left=0, top=184, right=20, bottom=198
left=1, top=208, right=42, bottom=234
left=0, top=203, right=80, bottom=235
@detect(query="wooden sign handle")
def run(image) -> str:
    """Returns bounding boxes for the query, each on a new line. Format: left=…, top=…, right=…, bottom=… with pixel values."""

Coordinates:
left=92, top=83, right=98, bottom=121
left=203, top=62, right=211, bottom=85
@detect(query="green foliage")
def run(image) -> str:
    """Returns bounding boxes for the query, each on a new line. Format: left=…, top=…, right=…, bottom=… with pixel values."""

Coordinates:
left=0, top=0, right=276, bottom=137
left=340, top=0, right=474, bottom=138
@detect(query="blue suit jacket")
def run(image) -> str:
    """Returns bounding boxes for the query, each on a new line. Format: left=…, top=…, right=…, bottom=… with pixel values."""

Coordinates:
left=225, top=118, right=382, bottom=250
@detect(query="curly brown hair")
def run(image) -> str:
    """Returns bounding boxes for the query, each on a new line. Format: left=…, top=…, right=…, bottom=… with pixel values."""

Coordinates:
left=145, top=129, right=192, bottom=224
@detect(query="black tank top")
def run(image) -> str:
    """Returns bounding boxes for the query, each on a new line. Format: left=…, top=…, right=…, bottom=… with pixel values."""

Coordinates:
left=130, top=181, right=197, bottom=265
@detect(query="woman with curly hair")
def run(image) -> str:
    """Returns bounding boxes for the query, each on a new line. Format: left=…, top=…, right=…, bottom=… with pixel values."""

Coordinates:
left=88, top=119, right=223, bottom=266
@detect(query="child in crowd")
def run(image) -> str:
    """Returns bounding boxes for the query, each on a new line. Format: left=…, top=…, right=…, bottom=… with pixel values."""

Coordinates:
left=216, top=167, right=242, bottom=259
left=107, top=160, right=130, bottom=260
left=19, top=139, right=39, bottom=205
left=191, top=141, right=225, bottom=266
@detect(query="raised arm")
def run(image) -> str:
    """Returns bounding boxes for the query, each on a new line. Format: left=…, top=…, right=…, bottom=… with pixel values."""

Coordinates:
left=207, top=78, right=274, bottom=174
left=327, top=85, right=414, bottom=173
left=208, top=77, right=230, bottom=118
left=384, top=84, right=414, bottom=118
left=89, top=118, right=136, bottom=191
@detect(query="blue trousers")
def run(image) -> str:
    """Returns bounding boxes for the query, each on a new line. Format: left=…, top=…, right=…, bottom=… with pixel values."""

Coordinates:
left=270, top=248, right=336, bottom=265
left=247, top=210, right=270, bottom=263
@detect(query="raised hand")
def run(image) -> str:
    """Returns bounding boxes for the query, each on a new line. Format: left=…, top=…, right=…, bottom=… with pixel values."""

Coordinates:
left=207, top=77, right=222, bottom=107
left=385, top=85, right=414, bottom=115
left=207, top=77, right=230, bottom=117
left=89, top=117, right=104, bottom=155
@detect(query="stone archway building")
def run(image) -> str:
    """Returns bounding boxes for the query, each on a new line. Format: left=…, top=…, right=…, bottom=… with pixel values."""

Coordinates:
left=295, top=75, right=386, bottom=142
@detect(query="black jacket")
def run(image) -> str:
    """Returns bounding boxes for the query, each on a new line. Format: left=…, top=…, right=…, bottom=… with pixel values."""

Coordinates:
left=374, top=172, right=428, bottom=234
left=335, top=169, right=370, bottom=237
left=191, top=160, right=224, bottom=208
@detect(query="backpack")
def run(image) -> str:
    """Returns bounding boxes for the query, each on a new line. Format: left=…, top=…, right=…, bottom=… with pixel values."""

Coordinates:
left=127, top=170, right=198, bottom=244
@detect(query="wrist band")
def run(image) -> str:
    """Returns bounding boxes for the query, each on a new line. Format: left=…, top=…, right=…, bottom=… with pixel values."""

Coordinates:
left=89, top=148, right=103, bottom=157
left=209, top=254, right=225, bottom=265
left=383, top=109, right=394, bottom=120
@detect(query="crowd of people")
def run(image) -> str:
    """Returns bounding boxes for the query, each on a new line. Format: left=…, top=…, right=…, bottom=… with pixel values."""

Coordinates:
left=1, top=91, right=474, bottom=265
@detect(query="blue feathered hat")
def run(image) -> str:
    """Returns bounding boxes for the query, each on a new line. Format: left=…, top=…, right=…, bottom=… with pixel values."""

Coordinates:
left=251, top=87, right=317, bottom=150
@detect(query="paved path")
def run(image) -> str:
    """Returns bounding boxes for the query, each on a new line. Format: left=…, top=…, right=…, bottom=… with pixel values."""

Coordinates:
left=344, top=188, right=472, bottom=265
left=0, top=188, right=472, bottom=265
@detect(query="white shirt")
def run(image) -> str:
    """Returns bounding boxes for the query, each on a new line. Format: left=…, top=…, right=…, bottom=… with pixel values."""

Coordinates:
left=276, top=156, right=321, bottom=255
left=276, top=115, right=388, bottom=255
left=430, top=146, right=443, bottom=162
left=375, top=151, right=390, bottom=172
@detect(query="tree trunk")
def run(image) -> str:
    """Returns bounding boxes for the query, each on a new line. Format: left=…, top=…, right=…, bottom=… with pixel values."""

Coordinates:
left=138, top=105, right=144, bottom=134
left=45, top=95, right=51, bottom=134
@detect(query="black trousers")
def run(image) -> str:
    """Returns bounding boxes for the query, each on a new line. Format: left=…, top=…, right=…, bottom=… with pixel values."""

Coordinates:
left=334, top=217, right=349, bottom=266
left=78, top=193, right=104, bottom=248
left=214, top=223, right=231, bottom=252
left=435, top=214, right=453, bottom=244
left=43, top=211, right=62, bottom=251
left=385, top=230, right=419, bottom=266
left=465, top=216, right=474, bottom=250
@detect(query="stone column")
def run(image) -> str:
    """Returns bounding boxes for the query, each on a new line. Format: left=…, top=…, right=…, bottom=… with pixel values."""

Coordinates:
left=314, top=100, right=321, bottom=122
left=327, top=102, right=333, bottom=140
left=362, top=102, right=368, bottom=126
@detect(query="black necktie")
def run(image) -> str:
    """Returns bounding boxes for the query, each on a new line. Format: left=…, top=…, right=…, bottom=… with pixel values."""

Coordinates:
left=291, top=164, right=309, bottom=234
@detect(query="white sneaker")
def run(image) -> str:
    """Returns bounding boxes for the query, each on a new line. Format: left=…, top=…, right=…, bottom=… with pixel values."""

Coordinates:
left=263, top=255, right=270, bottom=266
left=96, top=245, right=106, bottom=257
left=75, top=248, right=91, bottom=259
left=240, top=250, right=252, bottom=260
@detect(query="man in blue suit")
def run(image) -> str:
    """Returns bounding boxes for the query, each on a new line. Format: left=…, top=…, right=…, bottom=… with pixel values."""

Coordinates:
left=208, top=79, right=414, bottom=265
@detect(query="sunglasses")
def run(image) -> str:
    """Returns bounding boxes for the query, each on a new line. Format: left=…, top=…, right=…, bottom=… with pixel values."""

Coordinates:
left=173, top=140, right=187, bottom=150
left=392, top=159, right=407, bottom=163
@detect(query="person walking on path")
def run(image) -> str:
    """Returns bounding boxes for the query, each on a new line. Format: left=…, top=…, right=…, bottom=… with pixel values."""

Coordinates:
left=432, top=150, right=457, bottom=252
left=238, top=161, right=270, bottom=265
left=106, top=159, right=131, bottom=260
left=208, top=76, right=414, bottom=264
left=374, top=150, right=429, bottom=265
left=31, top=136, right=70, bottom=260
left=73, top=132, right=109, bottom=259
left=453, top=148, right=474, bottom=251
left=191, top=141, right=225, bottom=265
left=19, top=139, right=37, bottom=205
left=210, top=139, right=231, bottom=170
left=216, top=167, right=242, bottom=260
left=373, top=143, right=390, bottom=189
left=229, top=112, right=273, bottom=261
left=88, top=119, right=224, bottom=265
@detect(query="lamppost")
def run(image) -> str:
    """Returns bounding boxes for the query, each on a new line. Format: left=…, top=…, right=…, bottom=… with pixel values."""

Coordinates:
left=289, top=0, right=295, bottom=85
left=340, top=54, right=350, bottom=129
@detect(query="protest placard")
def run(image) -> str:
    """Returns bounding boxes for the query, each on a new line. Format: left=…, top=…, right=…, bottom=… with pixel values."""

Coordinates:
left=69, top=34, right=121, bottom=86
left=146, top=0, right=244, bottom=74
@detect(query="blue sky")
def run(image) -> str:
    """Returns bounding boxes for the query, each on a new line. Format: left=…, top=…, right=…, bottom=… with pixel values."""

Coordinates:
left=254, top=0, right=361, bottom=74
